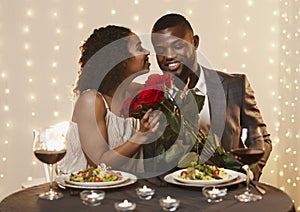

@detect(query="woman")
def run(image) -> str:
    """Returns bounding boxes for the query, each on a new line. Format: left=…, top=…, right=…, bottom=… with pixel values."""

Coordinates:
left=59, top=25, right=160, bottom=174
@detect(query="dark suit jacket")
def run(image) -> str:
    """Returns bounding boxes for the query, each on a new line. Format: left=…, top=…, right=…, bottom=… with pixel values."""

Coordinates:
left=203, top=66, right=272, bottom=180
left=143, top=66, right=272, bottom=181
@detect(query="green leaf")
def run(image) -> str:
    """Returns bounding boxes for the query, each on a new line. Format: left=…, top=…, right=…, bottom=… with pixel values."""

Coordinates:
left=177, top=152, right=199, bottom=168
left=190, top=90, right=205, bottom=113
left=215, top=146, right=226, bottom=155
left=154, top=142, right=165, bottom=156
left=165, top=143, right=184, bottom=163
left=224, top=154, right=243, bottom=171
left=168, top=114, right=181, bottom=133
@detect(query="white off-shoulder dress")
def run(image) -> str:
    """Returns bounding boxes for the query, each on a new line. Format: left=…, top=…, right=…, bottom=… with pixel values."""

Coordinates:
left=58, top=91, right=143, bottom=174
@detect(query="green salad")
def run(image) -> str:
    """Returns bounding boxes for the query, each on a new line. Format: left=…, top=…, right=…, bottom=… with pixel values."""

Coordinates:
left=69, top=166, right=122, bottom=183
left=178, top=163, right=231, bottom=180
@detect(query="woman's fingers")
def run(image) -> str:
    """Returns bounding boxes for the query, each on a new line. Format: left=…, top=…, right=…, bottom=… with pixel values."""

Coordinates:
left=149, top=110, right=162, bottom=127
left=141, top=108, right=152, bottom=123
left=139, top=109, right=153, bottom=132
left=151, top=122, right=160, bottom=132
left=140, top=109, right=163, bottom=133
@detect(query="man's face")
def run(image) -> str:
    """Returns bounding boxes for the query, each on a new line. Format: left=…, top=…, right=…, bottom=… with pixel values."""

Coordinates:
left=151, top=24, right=199, bottom=84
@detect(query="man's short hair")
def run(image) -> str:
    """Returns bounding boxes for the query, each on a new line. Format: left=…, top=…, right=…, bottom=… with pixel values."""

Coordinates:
left=152, top=13, right=193, bottom=34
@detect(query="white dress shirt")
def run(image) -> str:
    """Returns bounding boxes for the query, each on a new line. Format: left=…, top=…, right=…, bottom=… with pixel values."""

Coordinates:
left=194, top=67, right=211, bottom=136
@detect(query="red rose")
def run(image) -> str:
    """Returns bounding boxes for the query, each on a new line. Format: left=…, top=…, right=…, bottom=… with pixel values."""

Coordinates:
left=120, top=73, right=173, bottom=118
left=128, top=89, right=164, bottom=118
left=145, top=73, right=174, bottom=91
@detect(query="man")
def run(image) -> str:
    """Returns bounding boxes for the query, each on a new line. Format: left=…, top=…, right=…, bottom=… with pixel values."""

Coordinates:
left=150, top=13, right=272, bottom=181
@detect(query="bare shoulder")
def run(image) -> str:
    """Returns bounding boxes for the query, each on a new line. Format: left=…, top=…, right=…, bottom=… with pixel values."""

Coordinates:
left=73, top=90, right=106, bottom=120
left=76, top=90, right=99, bottom=106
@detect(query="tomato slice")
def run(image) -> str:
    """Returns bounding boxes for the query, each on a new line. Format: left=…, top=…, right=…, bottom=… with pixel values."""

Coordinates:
left=214, top=167, right=220, bottom=175
left=93, top=177, right=102, bottom=182
left=180, top=171, right=188, bottom=176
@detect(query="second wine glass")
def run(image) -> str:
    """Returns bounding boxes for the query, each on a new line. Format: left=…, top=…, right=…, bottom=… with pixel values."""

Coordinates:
left=231, top=126, right=265, bottom=202
left=33, top=127, right=67, bottom=200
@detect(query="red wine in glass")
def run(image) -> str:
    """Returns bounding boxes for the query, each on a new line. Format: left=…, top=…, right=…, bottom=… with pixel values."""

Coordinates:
left=231, top=148, right=264, bottom=165
left=33, top=126, right=67, bottom=200
left=34, top=150, right=66, bottom=164
left=231, top=126, right=265, bottom=202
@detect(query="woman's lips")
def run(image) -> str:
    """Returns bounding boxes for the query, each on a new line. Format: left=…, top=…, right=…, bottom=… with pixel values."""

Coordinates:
left=166, top=62, right=180, bottom=71
left=144, top=58, right=151, bottom=68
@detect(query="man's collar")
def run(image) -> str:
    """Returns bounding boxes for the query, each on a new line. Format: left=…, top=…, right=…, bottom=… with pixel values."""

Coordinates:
left=194, top=65, right=207, bottom=95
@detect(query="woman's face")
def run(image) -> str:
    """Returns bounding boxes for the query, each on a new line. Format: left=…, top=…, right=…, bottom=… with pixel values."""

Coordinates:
left=123, top=33, right=150, bottom=78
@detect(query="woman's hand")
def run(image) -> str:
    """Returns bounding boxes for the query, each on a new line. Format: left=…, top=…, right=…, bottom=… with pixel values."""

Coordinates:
left=139, top=109, right=161, bottom=133
left=130, top=109, right=161, bottom=144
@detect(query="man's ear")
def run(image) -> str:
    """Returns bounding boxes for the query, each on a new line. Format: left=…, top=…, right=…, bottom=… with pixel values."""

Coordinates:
left=193, top=35, right=200, bottom=49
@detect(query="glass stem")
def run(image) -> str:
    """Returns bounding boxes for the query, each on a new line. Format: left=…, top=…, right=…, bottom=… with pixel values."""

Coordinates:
left=48, top=164, right=54, bottom=192
left=244, top=165, right=250, bottom=194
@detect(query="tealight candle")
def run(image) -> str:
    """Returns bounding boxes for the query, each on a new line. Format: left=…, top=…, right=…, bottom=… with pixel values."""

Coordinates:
left=87, top=191, right=99, bottom=199
left=208, top=188, right=221, bottom=195
left=80, top=190, right=105, bottom=206
left=114, top=200, right=136, bottom=212
left=163, top=196, right=176, bottom=204
left=136, top=185, right=155, bottom=200
left=202, top=186, right=227, bottom=203
left=159, top=196, right=180, bottom=211
left=140, top=185, right=151, bottom=193
left=119, top=200, right=132, bottom=208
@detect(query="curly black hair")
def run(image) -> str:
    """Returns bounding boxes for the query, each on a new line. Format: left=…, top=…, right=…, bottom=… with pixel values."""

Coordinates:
left=74, top=25, right=132, bottom=94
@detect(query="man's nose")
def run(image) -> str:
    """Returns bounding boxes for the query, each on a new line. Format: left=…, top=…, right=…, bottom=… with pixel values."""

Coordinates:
left=165, top=48, right=176, bottom=60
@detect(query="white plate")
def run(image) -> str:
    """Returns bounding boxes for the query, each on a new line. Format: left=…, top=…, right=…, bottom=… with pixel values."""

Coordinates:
left=65, top=174, right=128, bottom=187
left=165, top=169, right=246, bottom=187
left=56, top=171, right=137, bottom=189
left=172, top=169, right=239, bottom=185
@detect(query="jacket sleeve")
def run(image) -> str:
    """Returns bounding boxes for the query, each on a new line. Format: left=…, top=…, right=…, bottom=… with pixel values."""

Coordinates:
left=241, top=74, right=272, bottom=181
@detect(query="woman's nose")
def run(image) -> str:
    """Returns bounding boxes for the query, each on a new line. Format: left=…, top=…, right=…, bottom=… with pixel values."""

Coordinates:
left=144, top=48, right=150, bottom=55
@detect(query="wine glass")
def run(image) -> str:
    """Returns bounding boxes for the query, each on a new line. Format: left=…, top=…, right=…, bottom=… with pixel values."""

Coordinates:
left=231, top=126, right=265, bottom=202
left=33, top=127, right=67, bottom=200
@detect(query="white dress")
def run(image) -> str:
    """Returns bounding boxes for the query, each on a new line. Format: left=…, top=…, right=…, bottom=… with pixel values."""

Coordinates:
left=58, top=91, right=143, bottom=174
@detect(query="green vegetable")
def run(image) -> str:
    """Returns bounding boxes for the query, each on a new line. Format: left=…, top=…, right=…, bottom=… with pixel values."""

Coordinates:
left=178, top=163, right=231, bottom=180
left=69, top=166, right=122, bottom=182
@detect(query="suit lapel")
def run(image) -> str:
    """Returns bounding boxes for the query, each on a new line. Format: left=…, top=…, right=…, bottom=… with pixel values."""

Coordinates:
left=202, top=67, right=228, bottom=149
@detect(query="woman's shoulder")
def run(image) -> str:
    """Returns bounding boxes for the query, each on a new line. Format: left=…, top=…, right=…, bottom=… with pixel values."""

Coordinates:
left=74, top=89, right=106, bottom=113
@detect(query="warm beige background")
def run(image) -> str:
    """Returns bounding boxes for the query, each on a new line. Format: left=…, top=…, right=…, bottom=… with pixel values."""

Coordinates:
left=0, top=0, right=299, bottom=209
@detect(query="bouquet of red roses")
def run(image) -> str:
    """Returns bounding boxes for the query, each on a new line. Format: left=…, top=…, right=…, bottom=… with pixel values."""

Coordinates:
left=120, top=73, right=242, bottom=171
left=121, top=73, right=205, bottom=151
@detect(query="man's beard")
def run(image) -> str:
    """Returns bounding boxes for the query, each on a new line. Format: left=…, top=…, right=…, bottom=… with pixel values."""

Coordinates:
left=174, top=63, right=198, bottom=89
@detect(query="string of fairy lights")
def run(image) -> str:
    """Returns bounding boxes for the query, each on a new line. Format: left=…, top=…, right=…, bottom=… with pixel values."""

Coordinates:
left=277, top=0, right=300, bottom=209
left=0, top=0, right=299, bottom=209
left=0, top=0, right=7, bottom=182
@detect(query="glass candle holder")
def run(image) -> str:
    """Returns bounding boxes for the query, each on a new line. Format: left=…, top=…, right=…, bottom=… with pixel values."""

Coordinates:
left=202, top=186, right=227, bottom=203
left=159, top=196, right=180, bottom=211
left=136, top=185, right=155, bottom=200
left=114, top=200, right=136, bottom=212
left=80, top=190, right=105, bottom=206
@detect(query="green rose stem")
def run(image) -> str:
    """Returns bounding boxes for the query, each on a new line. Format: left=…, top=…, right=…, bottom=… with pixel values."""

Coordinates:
left=182, top=117, right=215, bottom=156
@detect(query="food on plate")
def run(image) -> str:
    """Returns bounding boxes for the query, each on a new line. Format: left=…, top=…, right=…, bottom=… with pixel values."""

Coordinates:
left=69, top=165, right=122, bottom=183
left=178, top=163, right=231, bottom=181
